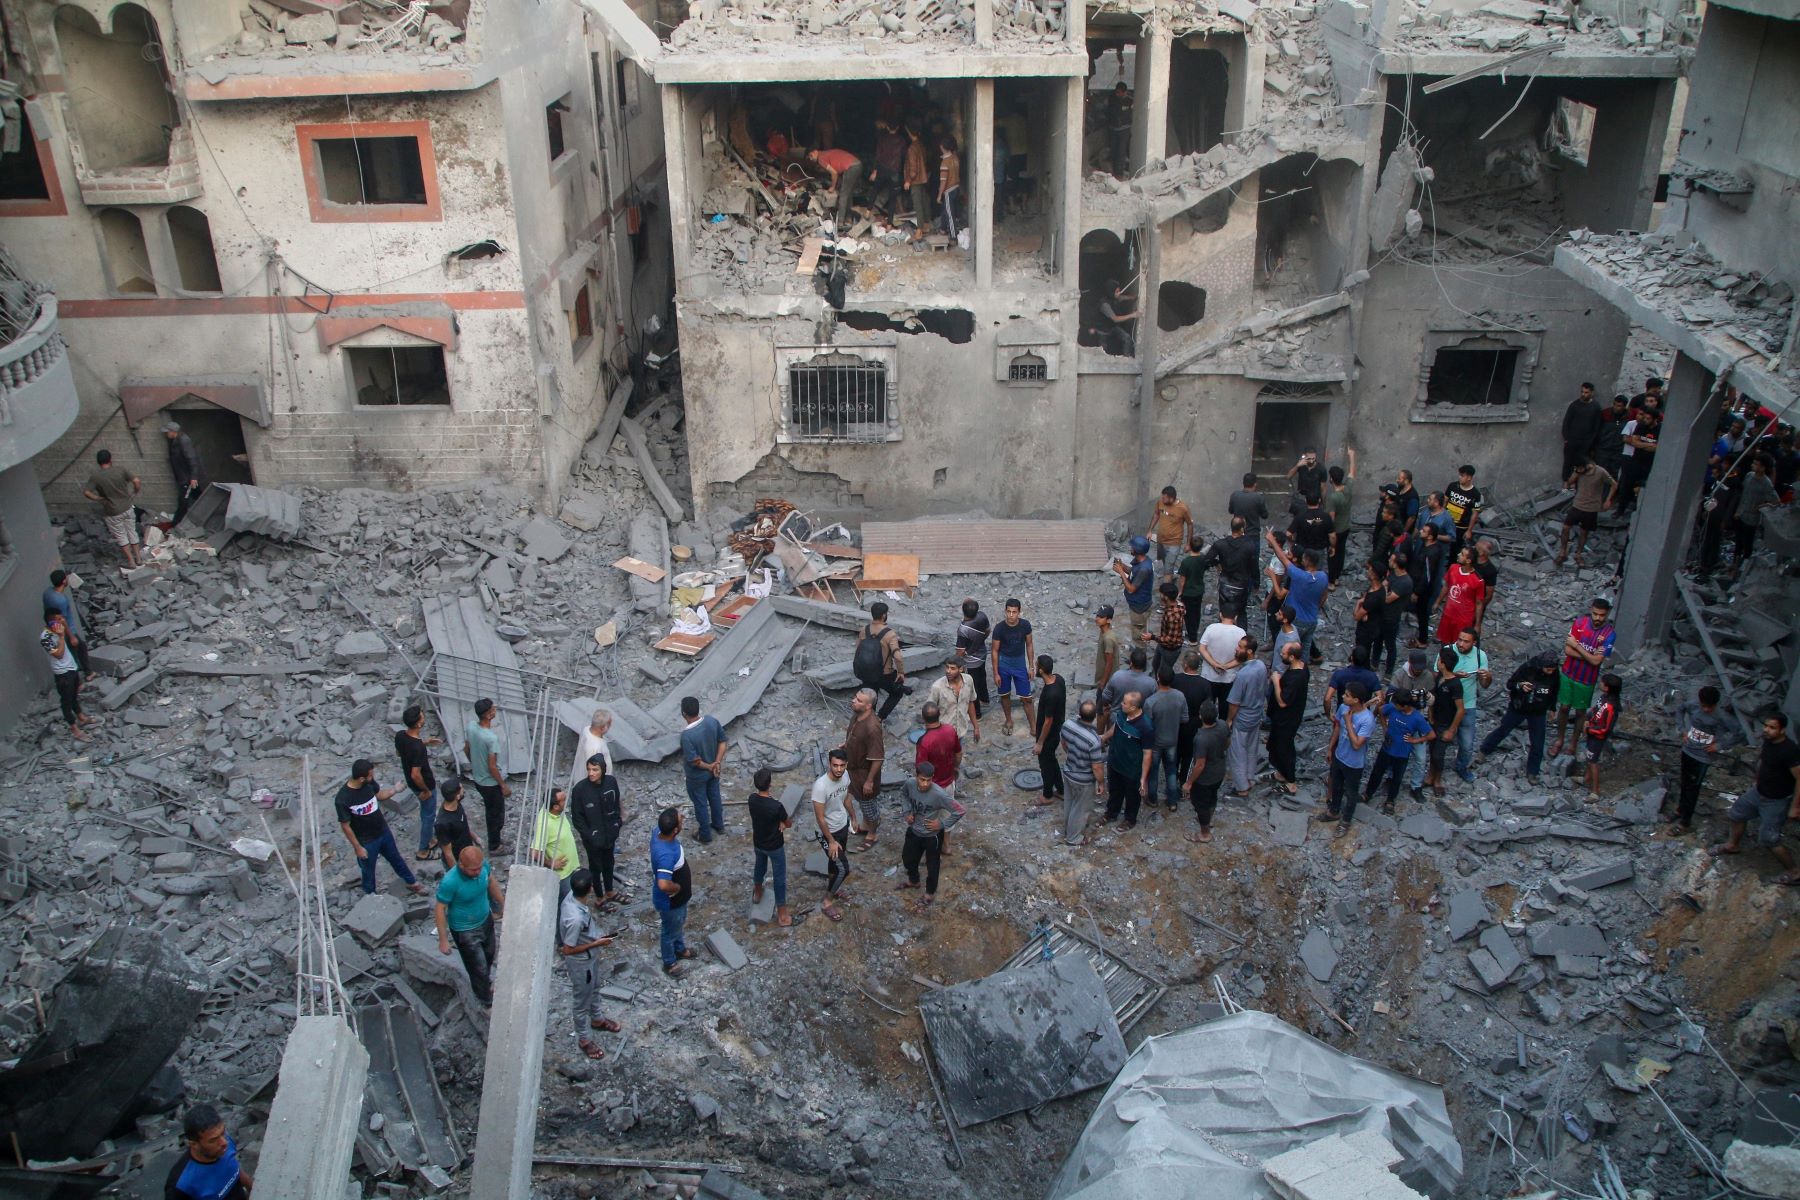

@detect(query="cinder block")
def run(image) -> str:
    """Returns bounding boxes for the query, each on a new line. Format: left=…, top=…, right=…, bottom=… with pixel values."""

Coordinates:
left=341, top=892, right=406, bottom=948
left=1562, top=859, right=1634, bottom=891
left=705, top=929, right=749, bottom=971
left=87, top=644, right=147, bottom=678
left=153, top=851, right=196, bottom=874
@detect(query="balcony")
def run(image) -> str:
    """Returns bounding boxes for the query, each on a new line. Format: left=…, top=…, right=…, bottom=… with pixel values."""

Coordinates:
left=0, top=255, right=79, bottom=474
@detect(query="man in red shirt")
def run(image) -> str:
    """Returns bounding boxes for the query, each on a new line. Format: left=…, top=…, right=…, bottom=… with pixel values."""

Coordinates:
left=915, top=702, right=962, bottom=795
left=806, top=147, right=863, bottom=231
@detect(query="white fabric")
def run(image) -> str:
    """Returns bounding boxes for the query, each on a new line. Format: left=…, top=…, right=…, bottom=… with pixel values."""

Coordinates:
left=811, top=772, right=852, bottom=832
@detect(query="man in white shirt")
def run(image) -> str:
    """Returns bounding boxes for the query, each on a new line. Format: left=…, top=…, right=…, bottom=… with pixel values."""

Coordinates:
left=811, top=749, right=856, bottom=922
left=926, top=660, right=979, bottom=744
left=1198, top=610, right=1245, bottom=708
left=570, top=708, right=615, bottom=788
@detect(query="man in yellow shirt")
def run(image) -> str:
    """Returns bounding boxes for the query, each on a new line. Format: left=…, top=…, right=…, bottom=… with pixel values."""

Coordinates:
left=1145, top=485, right=1193, bottom=579
left=531, top=786, right=581, bottom=902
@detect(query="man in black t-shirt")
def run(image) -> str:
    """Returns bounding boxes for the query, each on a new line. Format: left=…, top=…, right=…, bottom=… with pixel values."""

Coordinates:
left=1287, top=449, right=1327, bottom=515
left=1202, top=517, right=1259, bottom=614
left=1711, top=712, right=1800, bottom=884
left=1288, top=492, right=1336, bottom=562
left=1425, top=647, right=1465, bottom=795
left=1033, top=656, right=1068, bottom=805
left=955, top=598, right=991, bottom=712
left=747, top=767, right=793, bottom=926
left=1472, top=539, right=1500, bottom=633
left=394, top=705, right=442, bottom=864
left=433, top=778, right=477, bottom=867
left=1443, top=465, right=1484, bottom=550
left=337, top=758, right=426, bottom=895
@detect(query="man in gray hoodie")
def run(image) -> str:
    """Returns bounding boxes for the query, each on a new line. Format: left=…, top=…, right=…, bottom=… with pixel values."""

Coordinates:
left=1670, top=685, right=1742, bottom=831
left=895, top=762, right=963, bottom=904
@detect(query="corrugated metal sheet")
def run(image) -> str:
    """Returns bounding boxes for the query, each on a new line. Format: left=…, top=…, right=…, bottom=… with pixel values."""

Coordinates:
left=861, top=519, right=1109, bottom=574
left=423, top=594, right=534, bottom=773
left=1000, top=919, right=1167, bottom=1033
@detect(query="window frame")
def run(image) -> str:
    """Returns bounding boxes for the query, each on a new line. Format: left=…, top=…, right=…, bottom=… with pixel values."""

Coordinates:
left=774, top=343, right=901, bottom=445
left=546, top=94, right=575, bottom=172
left=343, top=342, right=453, bottom=410
left=1411, top=328, right=1543, bottom=424
left=0, top=109, right=68, bottom=218
left=570, top=272, right=598, bottom=357
left=295, top=121, right=443, bottom=224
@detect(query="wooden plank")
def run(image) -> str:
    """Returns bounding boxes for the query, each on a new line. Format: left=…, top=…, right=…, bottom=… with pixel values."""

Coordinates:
left=863, top=552, right=921, bottom=587
left=860, top=519, right=1108, bottom=574
left=795, top=236, right=825, bottom=275
left=806, top=542, right=864, bottom=559
left=653, top=632, right=716, bottom=657
left=712, top=594, right=758, bottom=626
left=612, top=556, right=666, bottom=583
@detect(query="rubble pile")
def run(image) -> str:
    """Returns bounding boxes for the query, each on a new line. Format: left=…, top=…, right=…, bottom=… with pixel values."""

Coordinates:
left=1388, top=0, right=1692, bottom=54
left=667, top=0, right=1072, bottom=50
left=3, top=409, right=1797, bottom=1197
left=204, top=0, right=470, bottom=62
left=1566, top=227, right=1796, bottom=364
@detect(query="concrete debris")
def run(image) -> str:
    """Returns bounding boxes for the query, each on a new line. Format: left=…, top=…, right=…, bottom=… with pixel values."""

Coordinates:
left=1299, top=926, right=1338, bottom=982
left=1724, top=1140, right=1800, bottom=1199
left=1264, top=1130, right=1423, bottom=1200
left=1445, top=889, right=1490, bottom=941
left=706, top=928, right=750, bottom=971
left=341, top=892, right=406, bottom=947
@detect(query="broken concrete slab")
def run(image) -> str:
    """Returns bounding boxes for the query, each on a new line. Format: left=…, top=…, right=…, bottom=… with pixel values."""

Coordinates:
left=1526, top=922, right=1608, bottom=959
left=1562, top=859, right=1635, bottom=891
left=1269, top=806, right=1310, bottom=847
left=1299, top=927, right=1338, bottom=983
left=342, top=892, right=406, bottom=947
left=1467, top=948, right=1512, bottom=991
left=1446, top=889, right=1490, bottom=941
left=258, top=1016, right=370, bottom=1199
left=1478, top=925, right=1525, bottom=978
left=87, top=644, right=147, bottom=678
left=517, top=516, right=571, bottom=562
left=332, top=630, right=389, bottom=667
left=1398, top=812, right=1451, bottom=844
left=1725, top=1140, right=1800, bottom=1197
left=706, top=929, right=749, bottom=971
left=471, top=866, right=559, bottom=1198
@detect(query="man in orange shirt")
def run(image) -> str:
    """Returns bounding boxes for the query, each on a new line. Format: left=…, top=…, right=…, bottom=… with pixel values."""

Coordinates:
left=807, top=146, right=864, bottom=230
left=1146, top=485, right=1193, bottom=579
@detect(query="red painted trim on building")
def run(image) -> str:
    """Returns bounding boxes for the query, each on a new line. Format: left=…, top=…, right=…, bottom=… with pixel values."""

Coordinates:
left=185, top=68, right=491, bottom=102
left=294, top=120, right=444, bottom=224
left=58, top=292, right=526, bottom=318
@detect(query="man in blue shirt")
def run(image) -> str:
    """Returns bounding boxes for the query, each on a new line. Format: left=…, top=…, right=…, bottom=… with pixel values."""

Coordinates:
left=1267, top=540, right=1328, bottom=663
left=1111, top=537, right=1156, bottom=644
left=434, top=845, right=504, bottom=1007
left=1102, top=690, right=1154, bottom=830
left=678, top=696, right=729, bottom=842
left=1362, top=694, right=1433, bottom=815
left=1324, top=646, right=1382, bottom=722
left=651, top=807, right=696, bottom=976
left=1320, top=683, right=1375, bottom=837
left=164, top=1103, right=249, bottom=1199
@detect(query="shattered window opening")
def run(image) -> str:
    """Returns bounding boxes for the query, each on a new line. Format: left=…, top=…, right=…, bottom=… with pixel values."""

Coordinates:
left=347, top=345, right=451, bottom=407
left=1428, top=345, right=1520, bottom=407
left=783, top=352, right=895, bottom=443
left=547, top=96, right=572, bottom=164
left=316, top=136, right=427, bottom=206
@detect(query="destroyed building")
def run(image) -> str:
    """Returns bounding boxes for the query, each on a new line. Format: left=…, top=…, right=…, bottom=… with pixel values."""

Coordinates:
left=0, top=0, right=674, bottom=517
left=588, top=0, right=1693, bottom=522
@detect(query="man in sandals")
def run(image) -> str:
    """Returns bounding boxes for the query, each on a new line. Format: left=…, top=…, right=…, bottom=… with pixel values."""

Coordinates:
left=845, top=688, right=886, bottom=852
left=812, top=748, right=857, bottom=922
left=896, top=762, right=963, bottom=905
left=395, top=704, right=443, bottom=866
left=1710, top=712, right=1800, bottom=886
left=559, top=868, right=619, bottom=1060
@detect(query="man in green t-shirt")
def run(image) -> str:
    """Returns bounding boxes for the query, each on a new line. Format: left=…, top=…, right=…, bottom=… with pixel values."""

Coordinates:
left=434, top=846, right=504, bottom=1006
left=1176, top=535, right=1209, bottom=643
left=463, top=698, right=509, bottom=849
left=531, top=787, right=581, bottom=901
left=1323, top=448, right=1356, bottom=584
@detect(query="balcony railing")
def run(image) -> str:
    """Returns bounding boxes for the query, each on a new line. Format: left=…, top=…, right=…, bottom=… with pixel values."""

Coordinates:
left=0, top=250, right=79, bottom=471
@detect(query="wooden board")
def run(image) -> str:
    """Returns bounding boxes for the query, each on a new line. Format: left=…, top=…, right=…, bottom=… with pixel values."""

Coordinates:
left=861, top=519, right=1108, bottom=574
left=862, top=552, right=920, bottom=587
left=653, top=632, right=716, bottom=657
left=795, top=236, right=825, bottom=275
left=612, top=556, right=667, bottom=583
left=806, top=542, right=864, bottom=559
left=712, top=594, right=758, bottom=627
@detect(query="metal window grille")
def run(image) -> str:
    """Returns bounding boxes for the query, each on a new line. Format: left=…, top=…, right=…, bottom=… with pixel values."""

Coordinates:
left=1257, top=381, right=1333, bottom=399
left=1008, top=353, right=1048, bottom=383
left=784, top=353, right=894, bottom=442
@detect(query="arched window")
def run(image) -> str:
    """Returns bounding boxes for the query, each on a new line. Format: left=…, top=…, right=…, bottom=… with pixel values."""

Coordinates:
left=98, top=208, right=154, bottom=294
left=167, top=206, right=222, bottom=292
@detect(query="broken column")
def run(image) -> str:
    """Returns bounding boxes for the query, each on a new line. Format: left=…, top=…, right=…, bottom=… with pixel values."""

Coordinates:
left=471, top=864, right=560, bottom=1198
left=972, top=78, right=996, bottom=290
left=257, top=1015, right=370, bottom=1198
left=1131, top=19, right=1172, bottom=170
left=1615, top=352, right=1718, bottom=655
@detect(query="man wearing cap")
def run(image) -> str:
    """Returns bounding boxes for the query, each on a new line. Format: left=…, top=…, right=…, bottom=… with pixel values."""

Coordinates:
left=1111, top=538, right=1156, bottom=643
left=463, top=698, right=510, bottom=850
left=336, top=758, right=428, bottom=896
left=162, top=420, right=207, bottom=527
left=81, top=449, right=142, bottom=568
left=1549, top=597, right=1616, bottom=760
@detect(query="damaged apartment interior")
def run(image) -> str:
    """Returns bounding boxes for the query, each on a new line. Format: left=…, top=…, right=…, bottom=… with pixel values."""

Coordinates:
left=0, top=0, right=1798, bottom=1190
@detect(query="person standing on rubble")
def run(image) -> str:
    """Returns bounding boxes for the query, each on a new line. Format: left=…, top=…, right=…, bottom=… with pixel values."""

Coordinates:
left=1032, top=655, right=1067, bottom=810
left=1112, top=538, right=1156, bottom=644
left=651, top=807, right=697, bottom=976
left=811, top=748, right=856, bottom=922
left=1548, top=597, right=1616, bottom=760
left=1146, top=485, right=1193, bottom=579
left=570, top=754, right=626, bottom=903
left=464, top=698, right=510, bottom=853
left=1432, top=545, right=1484, bottom=646
left=530, top=786, right=582, bottom=902
left=1181, top=700, right=1229, bottom=843
left=162, top=420, right=207, bottom=528
left=1617, top=403, right=1661, bottom=518
left=164, top=1103, right=251, bottom=1200
left=845, top=688, right=886, bottom=851
left=435, top=845, right=503, bottom=1009
left=806, top=145, right=864, bottom=232
left=955, top=598, right=992, bottom=727
left=1144, top=667, right=1190, bottom=812
left=747, top=767, right=793, bottom=927
left=855, top=601, right=911, bottom=721
left=1561, top=382, right=1604, bottom=483
left=335, top=758, right=428, bottom=897
left=1091, top=606, right=1121, bottom=717
left=896, top=761, right=963, bottom=906
left=82, top=449, right=142, bottom=569
left=1267, top=643, right=1308, bottom=795
left=1668, top=685, right=1742, bottom=831
left=1059, top=699, right=1104, bottom=846
left=1709, top=712, right=1800, bottom=886
left=1224, top=635, right=1267, bottom=797
left=1478, top=652, right=1560, bottom=781
left=902, top=123, right=931, bottom=242
left=679, top=696, right=729, bottom=843
left=1150, top=581, right=1186, bottom=679
left=1101, top=689, right=1153, bottom=830
left=916, top=702, right=964, bottom=798
left=1107, top=81, right=1133, bottom=177
left=1442, top=464, right=1484, bottom=552
left=1318, top=682, right=1375, bottom=838
left=1196, top=608, right=1244, bottom=708
left=870, top=116, right=908, bottom=220
left=559, top=868, right=620, bottom=1059
left=1553, top=457, right=1618, bottom=568
left=395, top=705, right=443, bottom=864
left=1176, top=540, right=1209, bottom=645
left=433, top=779, right=476, bottom=867
left=1324, top=450, right=1358, bottom=583
left=1595, top=394, right=1631, bottom=486
left=569, top=708, right=614, bottom=789
left=1228, top=474, right=1270, bottom=555
left=936, top=134, right=963, bottom=240
left=42, top=570, right=94, bottom=682
left=1472, top=539, right=1500, bottom=633
left=926, top=661, right=978, bottom=749
left=1202, top=517, right=1258, bottom=617
left=990, top=598, right=1038, bottom=738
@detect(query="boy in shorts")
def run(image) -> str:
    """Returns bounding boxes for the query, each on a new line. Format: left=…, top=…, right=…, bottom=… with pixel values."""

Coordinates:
left=989, top=598, right=1036, bottom=737
left=1580, top=673, right=1620, bottom=803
